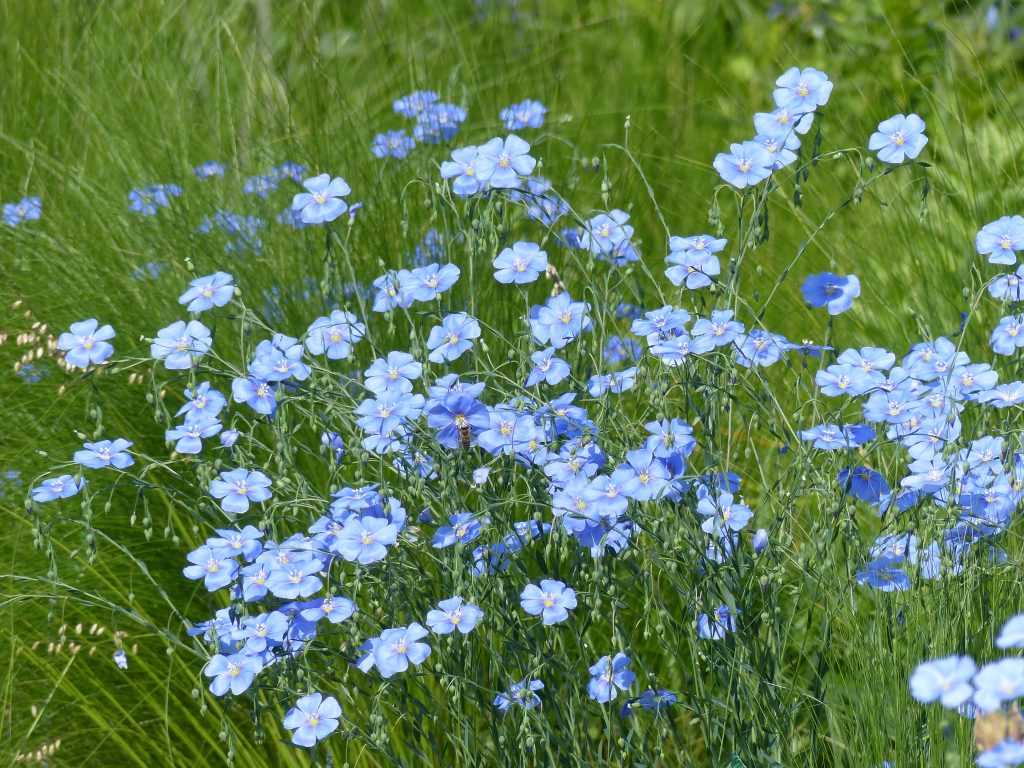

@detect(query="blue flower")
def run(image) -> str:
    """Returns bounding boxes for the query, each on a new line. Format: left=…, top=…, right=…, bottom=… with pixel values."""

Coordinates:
left=997, top=615, right=1024, bottom=648
left=494, top=679, right=544, bottom=711
left=177, top=382, right=226, bottom=420
left=166, top=415, right=222, bottom=454
left=183, top=545, right=238, bottom=591
left=974, top=659, right=1024, bottom=712
left=500, top=99, right=547, bottom=130
left=372, top=130, right=416, bottom=159
left=977, top=741, right=1024, bottom=768
left=406, top=263, right=460, bottom=302
left=529, top=292, right=592, bottom=349
left=908, top=655, right=976, bottom=708
left=74, top=439, right=134, bottom=469
left=526, top=347, right=570, bottom=387
left=266, top=558, right=323, bottom=599
left=240, top=611, right=289, bottom=653
left=194, top=161, right=225, bottom=179
left=691, top=310, right=744, bottom=348
left=413, top=102, right=467, bottom=143
left=304, top=309, right=366, bottom=360
left=57, top=319, right=115, bottom=368
left=579, top=210, right=638, bottom=264
left=128, top=185, right=177, bottom=215
left=432, top=512, right=483, bottom=548
left=666, top=235, right=725, bottom=289
left=772, top=66, right=833, bottom=112
left=282, top=693, right=341, bottom=747
left=697, top=490, right=753, bottom=534
left=427, top=313, right=480, bottom=363
left=756, top=108, right=814, bottom=140
left=243, top=174, right=278, bottom=197
left=203, top=652, right=262, bottom=696
left=493, top=241, right=548, bottom=284
left=333, top=515, right=398, bottom=564
left=291, top=174, right=350, bottom=224
left=855, top=555, right=911, bottom=591
left=801, top=273, right=861, bottom=315
left=989, top=266, right=1024, bottom=300
left=587, top=368, right=638, bottom=396
left=364, top=351, right=422, bottom=395
left=373, top=623, right=431, bottom=678
left=991, top=315, right=1024, bottom=356
left=621, top=689, right=677, bottom=717
left=3, top=196, right=42, bottom=226
left=697, top=605, right=737, bottom=639
left=151, top=320, right=212, bottom=370
left=179, top=272, right=234, bottom=313
left=209, top=468, right=272, bottom=515
left=440, top=145, right=495, bottom=197
left=734, top=329, right=788, bottom=368
left=752, top=529, right=769, bottom=553
left=426, top=393, right=490, bottom=449
left=300, top=595, right=356, bottom=625
left=232, top=376, right=277, bottom=416
left=30, top=475, right=84, bottom=503
left=273, top=162, right=307, bottom=182
left=393, top=90, right=439, bottom=118
left=755, top=132, right=799, bottom=170
left=838, top=466, right=890, bottom=503
left=520, top=579, right=577, bottom=625
left=977, top=216, right=1024, bottom=265
left=713, top=141, right=773, bottom=189
left=587, top=653, right=635, bottom=703
left=868, top=114, right=928, bottom=164
left=478, top=134, right=536, bottom=188
left=208, top=526, right=263, bottom=560
left=426, top=596, right=484, bottom=635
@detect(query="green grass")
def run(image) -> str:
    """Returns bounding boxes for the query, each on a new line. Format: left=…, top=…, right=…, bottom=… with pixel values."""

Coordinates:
left=3, top=1, right=1024, bottom=766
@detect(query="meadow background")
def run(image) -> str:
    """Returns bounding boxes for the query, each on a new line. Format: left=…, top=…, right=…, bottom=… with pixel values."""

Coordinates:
left=2, top=0, right=1024, bottom=765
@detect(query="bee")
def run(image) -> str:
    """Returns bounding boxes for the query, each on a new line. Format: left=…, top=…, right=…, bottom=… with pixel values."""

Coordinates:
left=545, top=263, right=566, bottom=297
left=455, top=415, right=472, bottom=449
left=975, top=706, right=1024, bottom=751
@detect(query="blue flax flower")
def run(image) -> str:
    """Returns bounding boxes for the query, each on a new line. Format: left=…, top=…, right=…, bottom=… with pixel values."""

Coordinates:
left=427, top=313, right=480, bottom=363
left=3, top=196, right=42, bottom=226
left=868, top=114, right=928, bottom=164
left=151, top=320, right=212, bottom=370
left=493, top=241, right=548, bottom=284
left=520, top=579, right=577, bottom=625
left=57, top=319, right=115, bottom=368
left=372, top=130, right=415, bottom=159
left=494, top=679, right=544, bottom=711
left=179, top=272, right=234, bottom=313
left=713, top=141, right=773, bottom=189
left=977, top=216, right=1024, bottom=265
left=588, top=653, right=635, bottom=703
left=500, top=99, right=546, bottom=130
left=283, top=693, right=340, bottom=747
left=74, top=439, right=134, bottom=469
left=801, top=273, right=861, bottom=315
left=204, top=652, right=262, bottom=696
left=373, top=623, right=431, bottom=678
left=426, top=596, right=484, bottom=635
left=209, top=468, right=272, bottom=515
left=292, top=174, right=350, bottom=224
